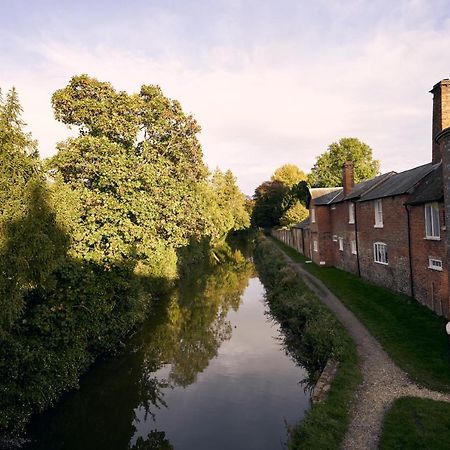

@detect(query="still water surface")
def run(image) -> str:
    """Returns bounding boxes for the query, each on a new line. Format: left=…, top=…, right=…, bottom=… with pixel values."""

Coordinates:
left=27, top=260, right=310, bottom=449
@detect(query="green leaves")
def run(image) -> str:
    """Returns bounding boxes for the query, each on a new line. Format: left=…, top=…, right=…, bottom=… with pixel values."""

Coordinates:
left=307, top=137, right=380, bottom=188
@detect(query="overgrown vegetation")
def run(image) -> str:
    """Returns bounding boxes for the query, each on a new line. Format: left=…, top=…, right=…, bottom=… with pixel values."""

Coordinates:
left=380, top=397, right=450, bottom=450
left=251, top=166, right=309, bottom=229
left=0, top=77, right=250, bottom=440
left=272, top=237, right=450, bottom=392
left=254, top=234, right=361, bottom=449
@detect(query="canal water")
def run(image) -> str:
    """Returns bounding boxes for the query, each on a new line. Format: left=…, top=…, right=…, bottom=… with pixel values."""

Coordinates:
left=26, top=256, right=311, bottom=450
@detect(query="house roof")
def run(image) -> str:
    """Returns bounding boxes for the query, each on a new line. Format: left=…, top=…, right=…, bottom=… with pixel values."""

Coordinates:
left=345, top=172, right=396, bottom=201
left=292, top=218, right=309, bottom=229
left=307, top=187, right=341, bottom=207
left=358, top=163, right=437, bottom=202
left=406, top=163, right=443, bottom=205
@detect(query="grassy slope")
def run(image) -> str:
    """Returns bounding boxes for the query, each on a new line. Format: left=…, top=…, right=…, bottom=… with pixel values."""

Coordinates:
left=380, top=397, right=450, bottom=450
left=271, top=237, right=450, bottom=392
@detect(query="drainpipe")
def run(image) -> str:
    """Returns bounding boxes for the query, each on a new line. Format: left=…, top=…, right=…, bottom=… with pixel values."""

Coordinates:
left=354, top=200, right=361, bottom=278
left=405, top=204, right=415, bottom=299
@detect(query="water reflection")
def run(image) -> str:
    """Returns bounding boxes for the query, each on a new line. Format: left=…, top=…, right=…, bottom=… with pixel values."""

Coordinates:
left=26, top=250, right=310, bottom=450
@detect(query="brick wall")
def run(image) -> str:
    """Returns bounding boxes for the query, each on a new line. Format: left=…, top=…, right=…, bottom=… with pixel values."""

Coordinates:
left=356, top=196, right=412, bottom=296
left=329, top=201, right=359, bottom=275
left=409, top=203, right=449, bottom=316
left=310, top=202, right=333, bottom=265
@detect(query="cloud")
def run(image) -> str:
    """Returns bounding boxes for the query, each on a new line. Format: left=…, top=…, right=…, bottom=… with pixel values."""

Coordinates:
left=1, top=0, right=450, bottom=194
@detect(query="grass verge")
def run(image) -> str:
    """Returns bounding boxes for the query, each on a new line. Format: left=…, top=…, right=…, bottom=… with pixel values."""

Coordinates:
left=254, top=234, right=361, bottom=449
left=379, top=397, right=450, bottom=449
left=271, top=236, right=450, bottom=392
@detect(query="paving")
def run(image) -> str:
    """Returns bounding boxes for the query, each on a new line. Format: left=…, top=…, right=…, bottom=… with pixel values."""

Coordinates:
left=280, top=251, right=450, bottom=450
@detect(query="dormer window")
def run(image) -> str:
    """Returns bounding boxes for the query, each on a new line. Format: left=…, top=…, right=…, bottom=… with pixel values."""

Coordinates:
left=348, top=203, right=355, bottom=224
left=374, top=199, right=383, bottom=228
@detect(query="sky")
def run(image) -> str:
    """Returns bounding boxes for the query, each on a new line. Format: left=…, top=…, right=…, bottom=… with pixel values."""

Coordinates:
left=1, top=0, right=450, bottom=195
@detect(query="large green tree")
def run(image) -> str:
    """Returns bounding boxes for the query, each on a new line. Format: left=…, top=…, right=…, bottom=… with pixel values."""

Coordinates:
left=252, top=164, right=308, bottom=228
left=50, top=75, right=222, bottom=279
left=271, top=163, right=306, bottom=187
left=307, top=137, right=380, bottom=188
left=251, top=180, right=289, bottom=228
left=210, top=169, right=250, bottom=233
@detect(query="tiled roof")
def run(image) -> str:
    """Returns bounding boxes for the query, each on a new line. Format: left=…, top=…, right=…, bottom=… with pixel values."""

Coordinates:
left=307, top=187, right=341, bottom=208
left=359, top=163, right=437, bottom=202
left=310, top=188, right=342, bottom=206
left=406, top=163, right=443, bottom=205
left=345, top=172, right=396, bottom=201
left=293, top=218, right=309, bottom=229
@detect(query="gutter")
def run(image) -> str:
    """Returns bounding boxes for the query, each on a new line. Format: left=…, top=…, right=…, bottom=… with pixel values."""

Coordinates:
left=405, top=204, right=415, bottom=299
left=354, top=200, right=361, bottom=278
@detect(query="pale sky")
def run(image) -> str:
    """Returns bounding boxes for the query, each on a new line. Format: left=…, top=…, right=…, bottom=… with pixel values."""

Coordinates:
left=1, top=0, right=450, bottom=195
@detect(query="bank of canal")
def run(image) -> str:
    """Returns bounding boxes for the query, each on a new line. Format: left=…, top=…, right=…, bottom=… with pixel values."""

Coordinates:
left=25, top=258, right=311, bottom=450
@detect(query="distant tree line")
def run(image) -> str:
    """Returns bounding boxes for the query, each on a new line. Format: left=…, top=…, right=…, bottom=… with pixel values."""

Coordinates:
left=0, top=76, right=249, bottom=439
left=251, top=138, right=380, bottom=228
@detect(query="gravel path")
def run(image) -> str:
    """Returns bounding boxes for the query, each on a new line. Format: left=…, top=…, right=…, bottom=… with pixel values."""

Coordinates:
left=281, top=252, right=450, bottom=450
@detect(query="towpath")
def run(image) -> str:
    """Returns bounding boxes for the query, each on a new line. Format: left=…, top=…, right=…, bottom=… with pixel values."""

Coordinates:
left=280, top=250, right=450, bottom=450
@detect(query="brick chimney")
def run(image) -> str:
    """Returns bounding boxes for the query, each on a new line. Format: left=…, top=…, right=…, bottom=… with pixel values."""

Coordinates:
left=431, top=79, right=450, bottom=163
left=342, top=161, right=354, bottom=195
left=435, top=127, right=450, bottom=317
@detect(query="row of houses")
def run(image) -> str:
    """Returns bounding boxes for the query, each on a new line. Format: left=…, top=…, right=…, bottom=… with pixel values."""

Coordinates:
left=273, top=79, right=450, bottom=319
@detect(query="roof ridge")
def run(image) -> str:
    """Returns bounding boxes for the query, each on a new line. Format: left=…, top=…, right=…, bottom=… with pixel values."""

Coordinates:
left=357, top=171, right=396, bottom=200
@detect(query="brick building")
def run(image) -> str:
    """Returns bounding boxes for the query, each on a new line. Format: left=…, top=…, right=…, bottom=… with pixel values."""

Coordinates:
left=273, top=79, right=450, bottom=319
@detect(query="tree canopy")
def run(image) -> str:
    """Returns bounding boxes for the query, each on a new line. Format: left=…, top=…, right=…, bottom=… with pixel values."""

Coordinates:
left=307, top=137, right=380, bottom=188
left=271, top=163, right=306, bottom=187
left=252, top=164, right=308, bottom=228
left=0, top=78, right=250, bottom=438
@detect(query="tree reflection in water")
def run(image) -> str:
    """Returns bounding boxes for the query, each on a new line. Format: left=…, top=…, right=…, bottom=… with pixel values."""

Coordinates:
left=132, top=249, right=254, bottom=448
left=26, top=246, right=254, bottom=450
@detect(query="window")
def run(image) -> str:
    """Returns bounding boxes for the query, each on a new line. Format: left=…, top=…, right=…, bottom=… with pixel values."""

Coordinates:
left=348, top=203, right=355, bottom=224
left=338, top=237, right=344, bottom=251
left=429, top=258, right=443, bottom=271
left=313, top=240, right=318, bottom=252
left=373, top=242, right=388, bottom=265
left=311, top=208, right=316, bottom=223
left=374, top=199, right=383, bottom=227
left=332, top=235, right=338, bottom=242
left=331, top=205, right=336, bottom=210
left=425, top=202, right=440, bottom=239
left=351, top=240, right=357, bottom=255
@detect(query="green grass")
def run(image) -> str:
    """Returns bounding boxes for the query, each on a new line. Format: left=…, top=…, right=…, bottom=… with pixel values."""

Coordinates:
left=254, top=235, right=362, bottom=449
left=288, top=345, right=360, bottom=449
left=271, top=236, right=450, bottom=392
left=380, top=397, right=450, bottom=450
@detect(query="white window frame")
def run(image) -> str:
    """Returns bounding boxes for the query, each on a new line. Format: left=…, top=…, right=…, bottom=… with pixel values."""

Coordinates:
left=313, top=240, right=318, bottom=252
left=348, top=202, right=355, bottom=224
left=374, top=199, right=383, bottom=228
left=424, top=202, right=440, bottom=240
left=351, top=240, right=357, bottom=255
left=338, top=237, right=344, bottom=251
left=373, top=242, right=388, bottom=265
left=332, top=235, right=338, bottom=242
left=428, top=258, right=443, bottom=271
left=311, top=208, right=316, bottom=223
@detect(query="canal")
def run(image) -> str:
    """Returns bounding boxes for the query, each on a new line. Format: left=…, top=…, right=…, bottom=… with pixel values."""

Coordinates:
left=25, top=252, right=311, bottom=449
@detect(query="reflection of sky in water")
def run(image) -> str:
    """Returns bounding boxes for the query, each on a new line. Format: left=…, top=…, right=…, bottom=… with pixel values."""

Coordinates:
left=25, top=268, right=310, bottom=450
left=131, top=278, right=310, bottom=450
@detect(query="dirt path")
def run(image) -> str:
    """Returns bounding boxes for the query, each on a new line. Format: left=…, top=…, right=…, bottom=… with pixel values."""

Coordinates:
left=280, top=252, right=450, bottom=450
